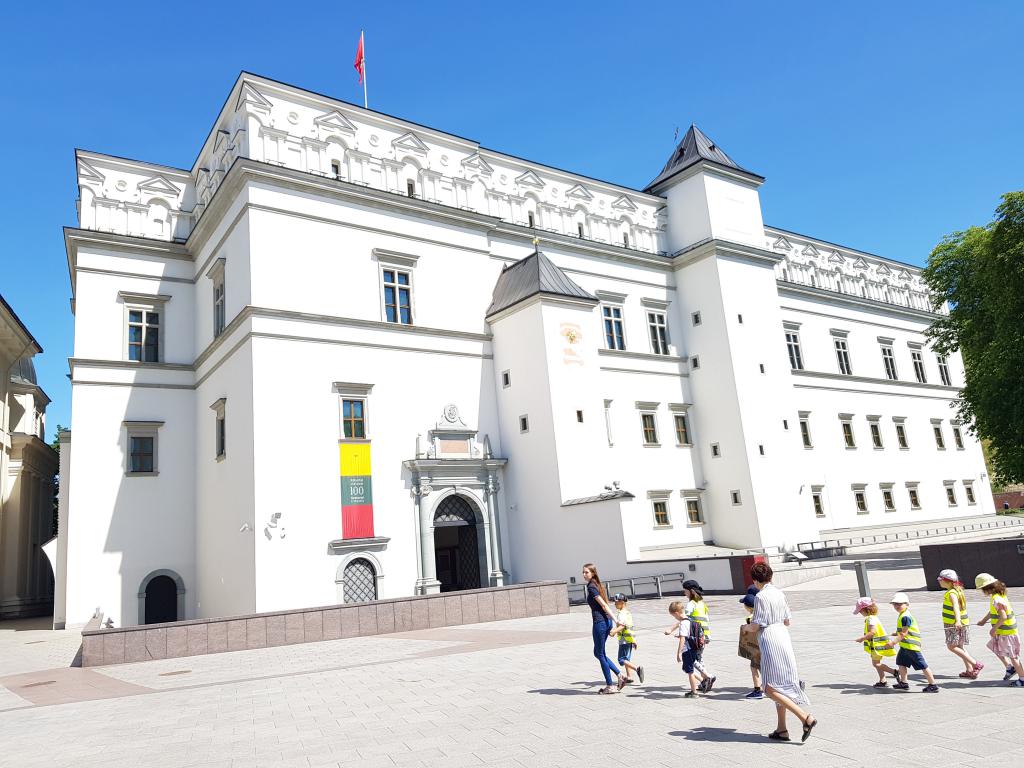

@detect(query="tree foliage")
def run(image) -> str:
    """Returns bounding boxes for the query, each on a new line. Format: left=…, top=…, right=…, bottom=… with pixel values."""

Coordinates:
left=923, top=192, right=1024, bottom=485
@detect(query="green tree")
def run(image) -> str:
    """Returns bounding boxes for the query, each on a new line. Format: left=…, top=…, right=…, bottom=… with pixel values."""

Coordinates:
left=923, top=191, right=1024, bottom=485
left=50, top=424, right=63, bottom=537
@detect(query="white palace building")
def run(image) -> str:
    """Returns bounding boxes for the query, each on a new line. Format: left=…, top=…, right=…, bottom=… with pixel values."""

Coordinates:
left=56, top=73, right=992, bottom=628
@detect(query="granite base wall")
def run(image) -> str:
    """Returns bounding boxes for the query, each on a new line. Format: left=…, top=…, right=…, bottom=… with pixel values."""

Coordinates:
left=81, top=581, right=568, bottom=667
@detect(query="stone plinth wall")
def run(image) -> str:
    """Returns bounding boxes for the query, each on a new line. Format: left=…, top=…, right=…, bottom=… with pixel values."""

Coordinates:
left=82, top=581, right=569, bottom=667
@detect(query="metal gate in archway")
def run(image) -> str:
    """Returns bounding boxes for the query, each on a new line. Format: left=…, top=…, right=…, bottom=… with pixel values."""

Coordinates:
left=343, top=558, right=378, bottom=603
left=433, top=496, right=482, bottom=592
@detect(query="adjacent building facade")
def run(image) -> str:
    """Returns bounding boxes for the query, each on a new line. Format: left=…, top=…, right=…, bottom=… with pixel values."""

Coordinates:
left=1, top=296, right=58, bottom=619
left=58, top=73, right=992, bottom=628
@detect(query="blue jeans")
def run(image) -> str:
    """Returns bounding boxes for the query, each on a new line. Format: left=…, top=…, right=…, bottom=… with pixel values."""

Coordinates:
left=592, top=618, right=621, bottom=686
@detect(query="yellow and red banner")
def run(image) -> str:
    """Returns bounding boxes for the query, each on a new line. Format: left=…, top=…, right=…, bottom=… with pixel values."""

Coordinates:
left=340, top=442, right=374, bottom=538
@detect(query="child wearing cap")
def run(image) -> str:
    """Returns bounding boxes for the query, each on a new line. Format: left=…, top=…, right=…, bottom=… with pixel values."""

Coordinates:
left=852, top=597, right=897, bottom=687
left=937, top=569, right=983, bottom=679
left=608, top=593, right=644, bottom=685
left=683, top=580, right=717, bottom=693
left=888, top=593, right=939, bottom=692
left=974, top=573, right=1024, bottom=686
left=739, top=589, right=763, bottom=699
left=664, top=600, right=704, bottom=697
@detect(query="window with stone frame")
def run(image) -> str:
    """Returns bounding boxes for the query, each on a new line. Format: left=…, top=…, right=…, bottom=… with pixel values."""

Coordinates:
left=812, top=487, right=825, bottom=518
left=945, top=482, right=957, bottom=506
left=880, top=343, right=898, bottom=380
left=652, top=500, right=671, bottom=527
left=684, top=496, right=704, bottom=525
left=833, top=333, right=853, bottom=375
left=952, top=424, right=965, bottom=450
left=785, top=328, right=804, bottom=370
left=911, top=348, right=927, bottom=383
left=964, top=481, right=976, bottom=505
left=907, top=484, right=921, bottom=509
left=382, top=268, right=413, bottom=325
left=124, top=421, right=162, bottom=475
left=932, top=421, right=946, bottom=450
left=799, top=412, right=813, bottom=448
left=121, top=292, right=168, bottom=363
left=673, top=412, right=691, bottom=446
left=853, top=486, right=868, bottom=513
left=342, top=399, right=366, bottom=439
left=647, top=311, right=669, bottom=355
left=868, top=418, right=883, bottom=449
left=881, top=484, right=896, bottom=511
left=840, top=417, right=856, bottom=449
left=602, top=305, right=626, bottom=350
left=640, top=412, right=659, bottom=445
left=894, top=418, right=909, bottom=449
left=937, top=356, right=952, bottom=386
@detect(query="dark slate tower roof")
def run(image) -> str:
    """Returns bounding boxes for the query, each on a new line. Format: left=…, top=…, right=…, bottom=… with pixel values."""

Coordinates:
left=9, top=355, right=37, bottom=386
left=486, top=249, right=597, bottom=318
left=644, top=124, right=762, bottom=192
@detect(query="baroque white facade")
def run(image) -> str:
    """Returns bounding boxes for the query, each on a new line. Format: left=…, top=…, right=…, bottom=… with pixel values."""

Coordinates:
left=58, top=73, right=990, bottom=628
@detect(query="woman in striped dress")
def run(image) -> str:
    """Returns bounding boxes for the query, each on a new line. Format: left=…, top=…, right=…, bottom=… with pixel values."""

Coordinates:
left=742, top=562, right=818, bottom=742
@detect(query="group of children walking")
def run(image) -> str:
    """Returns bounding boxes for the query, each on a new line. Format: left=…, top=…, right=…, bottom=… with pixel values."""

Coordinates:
left=852, top=568, right=1023, bottom=692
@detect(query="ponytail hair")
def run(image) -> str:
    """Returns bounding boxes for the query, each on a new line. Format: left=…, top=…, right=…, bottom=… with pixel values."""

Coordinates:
left=954, top=584, right=967, bottom=612
left=583, top=563, right=607, bottom=602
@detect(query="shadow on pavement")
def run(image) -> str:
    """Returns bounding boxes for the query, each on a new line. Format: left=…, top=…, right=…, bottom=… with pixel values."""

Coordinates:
left=527, top=687, right=594, bottom=696
left=671, top=727, right=785, bottom=744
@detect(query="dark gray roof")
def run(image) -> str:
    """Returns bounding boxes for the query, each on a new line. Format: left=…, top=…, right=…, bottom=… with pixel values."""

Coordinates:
left=9, top=356, right=37, bottom=386
left=561, top=489, right=635, bottom=507
left=486, top=250, right=597, bottom=318
left=645, top=124, right=762, bottom=192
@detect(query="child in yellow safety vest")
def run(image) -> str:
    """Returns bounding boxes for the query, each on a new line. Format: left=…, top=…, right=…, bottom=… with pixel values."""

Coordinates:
left=609, top=593, right=644, bottom=685
left=852, top=596, right=897, bottom=687
left=888, top=593, right=939, bottom=693
left=937, top=569, right=983, bottom=679
left=974, top=573, right=1024, bottom=687
left=683, top=580, right=716, bottom=693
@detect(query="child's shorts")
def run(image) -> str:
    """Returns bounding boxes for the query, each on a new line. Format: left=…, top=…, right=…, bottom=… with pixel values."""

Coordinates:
left=896, top=647, right=928, bottom=671
left=944, top=625, right=970, bottom=647
left=617, top=643, right=634, bottom=664
left=681, top=649, right=698, bottom=674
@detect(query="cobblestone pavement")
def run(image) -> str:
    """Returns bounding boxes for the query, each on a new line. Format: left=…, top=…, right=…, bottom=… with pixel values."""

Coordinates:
left=3, top=586, right=1024, bottom=767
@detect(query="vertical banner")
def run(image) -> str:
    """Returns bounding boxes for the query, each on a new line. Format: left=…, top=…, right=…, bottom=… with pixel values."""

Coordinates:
left=340, top=442, right=374, bottom=538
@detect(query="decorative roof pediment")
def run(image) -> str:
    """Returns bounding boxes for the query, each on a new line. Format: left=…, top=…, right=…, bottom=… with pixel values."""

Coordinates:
left=565, top=184, right=593, bottom=201
left=772, top=236, right=793, bottom=251
left=213, top=130, right=230, bottom=153
left=77, top=158, right=105, bottom=183
left=828, top=250, right=845, bottom=264
left=392, top=131, right=429, bottom=154
left=612, top=195, right=638, bottom=212
left=461, top=152, right=494, bottom=175
left=801, top=244, right=820, bottom=257
left=314, top=110, right=357, bottom=134
left=515, top=169, right=545, bottom=188
left=853, top=257, right=869, bottom=269
left=898, top=268, right=912, bottom=280
left=138, top=175, right=180, bottom=196
left=236, top=81, right=273, bottom=111
left=876, top=263, right=892, bottom=276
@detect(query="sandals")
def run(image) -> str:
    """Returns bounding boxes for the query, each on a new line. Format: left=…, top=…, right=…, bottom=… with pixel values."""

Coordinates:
left=768, top=730, right=791, bottom=741
left=802, top=716, right=818, bottom=742
left=597, top=686, right=618, bottom=694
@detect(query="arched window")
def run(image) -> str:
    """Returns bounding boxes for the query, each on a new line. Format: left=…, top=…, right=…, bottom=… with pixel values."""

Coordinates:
left=343, top=558, right=378, bottom=603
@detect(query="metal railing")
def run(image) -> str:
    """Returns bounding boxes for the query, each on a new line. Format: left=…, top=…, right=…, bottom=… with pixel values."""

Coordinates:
left=567, top=572, right=694, bottom=605
left=796, top=516, right=1024, bottom=553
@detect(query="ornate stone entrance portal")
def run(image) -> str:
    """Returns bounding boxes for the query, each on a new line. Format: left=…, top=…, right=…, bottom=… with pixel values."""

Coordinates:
left=432, top=495, right=483, bottom=592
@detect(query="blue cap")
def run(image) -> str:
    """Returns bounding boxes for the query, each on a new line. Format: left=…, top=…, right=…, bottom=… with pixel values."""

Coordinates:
left=739, top=593, right=757, bottom=608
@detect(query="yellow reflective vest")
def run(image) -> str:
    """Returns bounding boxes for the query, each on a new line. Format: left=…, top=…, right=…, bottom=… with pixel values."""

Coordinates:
left=989, top=595, right=1018, bottom=636
left=941, top=589, right=968, bottom=626
left=689, top=600, right=710, bottom=639
left=864, top=617, right=896, bottom=657
left=896, top=609, right=922, bottom=650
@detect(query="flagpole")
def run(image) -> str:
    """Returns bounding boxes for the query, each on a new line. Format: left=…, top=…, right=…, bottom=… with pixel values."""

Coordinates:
left=362, top=31, right=368, bottom=109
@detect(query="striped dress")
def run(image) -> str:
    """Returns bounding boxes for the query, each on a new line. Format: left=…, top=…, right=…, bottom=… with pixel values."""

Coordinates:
left=752, top=583, right=809, bottom=706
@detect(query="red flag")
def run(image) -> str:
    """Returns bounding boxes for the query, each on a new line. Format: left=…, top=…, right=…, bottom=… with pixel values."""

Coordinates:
left=354, top=32, right=365, bottom=84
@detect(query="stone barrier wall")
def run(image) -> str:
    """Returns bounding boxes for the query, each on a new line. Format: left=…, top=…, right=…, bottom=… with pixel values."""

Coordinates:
left=82, top=581, right=569, bottom=667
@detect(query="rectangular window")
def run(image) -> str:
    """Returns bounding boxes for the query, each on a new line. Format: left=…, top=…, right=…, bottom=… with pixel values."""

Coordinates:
left=965, top=482, right=976, bottom=505
left=382, top=269, right=413, bottom=325
left=911, top=349, right=927, bottom=383
left=937, top=356, right=952, bottom=386
left=854, top=489, right=868, bottom=513
left=216, top=412, right=226, bottom=458
left=812, top=490, right=825, bottom=518
left=799, top=414, right=813, bottom=449
left=623, top=232, right=629, bottom=247
left=128, top=308, right=160, bottom=362
left=502, top=370, right=511, bottom=388
left=952, top=425, right=964, bottom=450
left=342, top=399, right=366, bottom=439
left=869, top=421, right=883, bottom=449
left=641, top=413, right=659, bottom=445
left=674, top=414, right=691, bottom=445
left=908, top=486, right=921, bottom=510
left=331, top=160, right=341, bottom=177
left=841, top=420, right=856, bottom=449
left=691, top=311, right=702, bottom=326
left=577, top=222, right=585, bottom=237
left=945, top=483, right=957, bottom=506
left=685, top=497, right=703, bottom=525
left=785, top=330, right=804, bottom=371
left=711, top=442, right=721, bottom=457
left=882, top=488, right=896, bottom=511
left=213, top=276, right=226, bottom=338
left=576, top=410, right=584, bottom=423
left=602, top=305, right=625, bottom=350
left=731, top=490, right=741, bottom=505
left=130, top=436, right=155, bottom=473
left=527, top=211, right=536, bottom=228
left=406, top=179, right=416, bottom=197
left=933, top=422, right=946, bottom=450
left=519, top=415, right=529, bottom=433
left=881, top=345, right=898, bottom=380
left=648, top=312, right=669, bottom=355
left=834, top=338, right=853, bottom=375
left=653, top=501, right=670, bottom=527
left=895, top=421, right=909, bottom=449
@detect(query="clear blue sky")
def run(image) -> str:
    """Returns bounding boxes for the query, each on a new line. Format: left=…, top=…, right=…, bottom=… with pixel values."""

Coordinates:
left=2, top=1, right=1021, bottom=438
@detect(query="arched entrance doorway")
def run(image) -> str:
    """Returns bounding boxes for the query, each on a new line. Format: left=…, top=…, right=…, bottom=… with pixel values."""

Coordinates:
left=138, top=569, right=185, bottom=625
left=433, top=495, right=483, bottom=593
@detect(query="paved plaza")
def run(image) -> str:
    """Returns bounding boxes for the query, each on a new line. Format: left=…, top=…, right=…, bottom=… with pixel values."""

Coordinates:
left=2, top=556, right=1024, bottom=767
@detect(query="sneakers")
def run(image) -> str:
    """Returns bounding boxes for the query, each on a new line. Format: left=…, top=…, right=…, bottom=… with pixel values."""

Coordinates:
left=893, top=681, right=910, bottom=690
left=637, top=666, right=645, bottom=684
left=1004, top=666, right=1017, bottom=681
left=873, top=681, right=889, bottom=688
left=703, top=676, right=717, bottom=693
left=697, top=678, right=708, bottom=693
left=1009, top=679, right=1024, bottom=687
left=922, top=684, right=940, bottom=693
left=684, top=691, right=699, bottom=698
left=745, top=688, right=764, bottom=699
